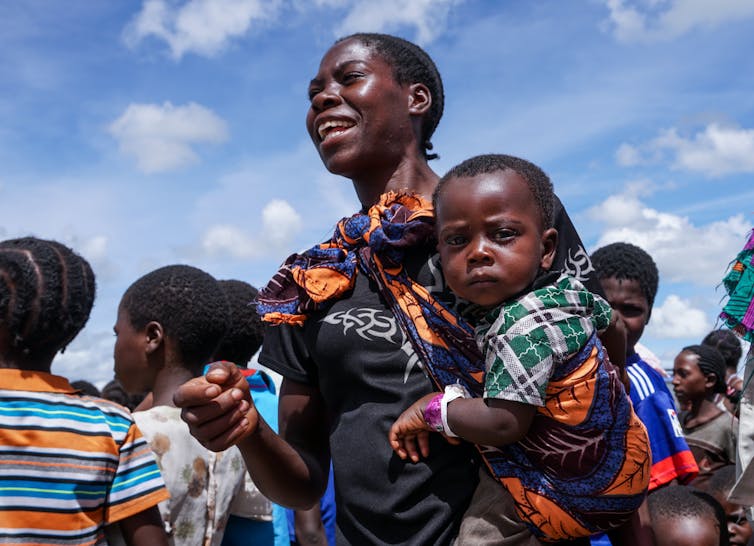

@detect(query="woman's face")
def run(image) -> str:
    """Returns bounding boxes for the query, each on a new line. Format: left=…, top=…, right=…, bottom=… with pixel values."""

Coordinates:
left=305, top=38, right=416, bottom=179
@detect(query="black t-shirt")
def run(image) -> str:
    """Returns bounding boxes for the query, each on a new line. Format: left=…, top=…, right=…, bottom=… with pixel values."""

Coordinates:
left=259, top=196, right=600, bottom=545
left=260, top=248, right=478, bottom=545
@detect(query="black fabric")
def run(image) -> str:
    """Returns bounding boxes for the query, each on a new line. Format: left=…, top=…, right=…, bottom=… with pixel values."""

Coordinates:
left=551, top=195, right=604, bottom=297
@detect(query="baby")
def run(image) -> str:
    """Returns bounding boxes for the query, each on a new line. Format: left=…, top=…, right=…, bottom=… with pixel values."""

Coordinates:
left=389, top=154, right=649, bottom=542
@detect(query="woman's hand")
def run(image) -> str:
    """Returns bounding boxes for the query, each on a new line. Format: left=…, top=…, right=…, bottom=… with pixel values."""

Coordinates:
left=173, top=361, right=259, bottom=451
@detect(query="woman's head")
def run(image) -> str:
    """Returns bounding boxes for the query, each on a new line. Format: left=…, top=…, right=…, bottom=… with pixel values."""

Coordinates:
left=0, top=237, right=96, bottom=367
left=306, top=33, right=443, bottom=179
left=339, top=33, right=444, bottom=157
left=702, top=329, right=742, bottom=373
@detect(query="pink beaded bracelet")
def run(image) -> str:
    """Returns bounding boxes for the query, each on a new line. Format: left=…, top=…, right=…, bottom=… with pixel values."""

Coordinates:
left=423, top=393, right=444, bottom=432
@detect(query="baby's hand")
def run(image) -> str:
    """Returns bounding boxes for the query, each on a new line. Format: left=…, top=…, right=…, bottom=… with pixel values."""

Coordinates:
left=388, top=393, right=439, bottom=462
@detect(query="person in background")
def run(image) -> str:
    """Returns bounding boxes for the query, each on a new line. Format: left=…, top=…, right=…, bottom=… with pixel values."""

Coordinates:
left=699, top=465, right=753, bottom=546
left=673, top=344, right=738, bottom=484
left=0, top=236, right=168, bottom=546
left=212, top=279, right=290, bottom=546
left=70, top=379, right=101, bottom=396
left=702, top=329, right=743, bottom=416
left=114, top=264, right=247, bottom=546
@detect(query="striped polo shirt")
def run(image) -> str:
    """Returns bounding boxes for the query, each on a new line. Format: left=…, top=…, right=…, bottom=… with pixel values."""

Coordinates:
left=0, top=368, right=169, bottom=545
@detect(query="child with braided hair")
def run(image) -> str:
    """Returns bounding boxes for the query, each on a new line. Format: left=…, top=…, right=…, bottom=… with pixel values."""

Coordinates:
left=0, top=236, right=169, bottom=546
left=673, top=344, right=738, bottom=483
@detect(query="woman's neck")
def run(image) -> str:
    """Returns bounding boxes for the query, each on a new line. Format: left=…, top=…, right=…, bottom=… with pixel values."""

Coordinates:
left=352, top=155, right=439, bottom=208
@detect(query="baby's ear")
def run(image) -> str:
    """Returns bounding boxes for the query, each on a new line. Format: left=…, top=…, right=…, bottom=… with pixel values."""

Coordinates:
left=144, top=321, right=164, bottom=355
left=540, top=228, right=558, bottom=270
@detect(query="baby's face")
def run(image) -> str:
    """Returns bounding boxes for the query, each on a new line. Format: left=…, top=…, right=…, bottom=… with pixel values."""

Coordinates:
left=435, top=171, right=556, bottom=308
left=653, top=514, right=719, bottom=546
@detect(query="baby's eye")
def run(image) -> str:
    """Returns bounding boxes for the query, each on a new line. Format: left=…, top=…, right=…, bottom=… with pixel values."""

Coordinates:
left=492, top=228, right=516, bottom=241
left=443, top=234, right=467, bottom=246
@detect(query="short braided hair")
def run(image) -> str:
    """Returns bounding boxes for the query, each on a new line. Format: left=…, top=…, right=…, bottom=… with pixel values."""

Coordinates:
left=590, top=242, right=659, bottom=309
left=211, top=279, right=264, bottom=367
left=434, top=154, right=554, bottom=229
left=0, top=237, right=95, bottom=361
left=120, top=265, right=229, bottom=375
left=338, top=33, right=444, bottom=160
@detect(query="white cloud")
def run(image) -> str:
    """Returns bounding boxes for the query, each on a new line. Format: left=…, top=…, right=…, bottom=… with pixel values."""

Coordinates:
left=201, top=199, right=303, bottom=259
left=335, top=0, right=464, bottom=44
left=124, top=0, right=281, bottom=60
left=615, top=123, right=754, bottom=177
left=652, top=124, right=754, bottom=177
left=615, top=142, right=641, bottom=166
left=590, top=189, right=750, bottom=286
left=55, top=329, right=116, bottom=388
left=108, top=101, right=228, bottom=173
left=646, top=294, right=710, bottom=338
left=603, top=0, right=754, bottom=43
left=262, top=199, right=303, bottom=246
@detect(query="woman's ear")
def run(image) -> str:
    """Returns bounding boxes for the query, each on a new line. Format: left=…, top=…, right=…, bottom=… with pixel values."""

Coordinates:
left=144, top=321, right=164, bottom=355
left=703, top=372, right=718, bottom=392
left=540, top=228, right=558, bottom=270
left=408, top=83, right=432, bottom=116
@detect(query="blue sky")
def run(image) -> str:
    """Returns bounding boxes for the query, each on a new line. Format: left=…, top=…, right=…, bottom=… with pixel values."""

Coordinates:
left=1, top=0, right=753, bottom=387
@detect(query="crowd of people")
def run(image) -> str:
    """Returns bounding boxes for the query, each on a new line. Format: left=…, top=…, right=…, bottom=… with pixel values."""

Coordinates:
left=1, top=32, right=752, bottom=546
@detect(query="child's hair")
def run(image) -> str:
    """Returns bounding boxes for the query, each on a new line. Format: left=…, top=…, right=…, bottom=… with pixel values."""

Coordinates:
left=0, top=237, right=96, bottom=360
left=681, top=344, right=727, bottom=394
left=338, top=33, right=444, bottom=159
left=210, top=279, right=264, bottom=366
left=100, top=379, right=146, bottom=411
left=120, top=264, right=230, bottom=375
left=647, top=485, right=717, bottom=525
left=70, top=379, right=101, bottom=397
left=433, top=153, right=554, bottom=229
left=590, top=242, right=659, bottom=310
left=702, top=329, right=742, bottom=371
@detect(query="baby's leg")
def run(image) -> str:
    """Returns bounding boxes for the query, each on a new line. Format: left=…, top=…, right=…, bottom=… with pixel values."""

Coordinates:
left=455, top=468, right=544, bottom=546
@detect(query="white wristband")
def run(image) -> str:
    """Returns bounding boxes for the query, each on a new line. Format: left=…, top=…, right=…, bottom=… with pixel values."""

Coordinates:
left=440, top=383, right=467, bottom=438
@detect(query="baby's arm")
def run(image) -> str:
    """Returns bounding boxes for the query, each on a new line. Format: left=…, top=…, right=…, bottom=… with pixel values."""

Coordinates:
left=389, top=393, right=535, bottom=462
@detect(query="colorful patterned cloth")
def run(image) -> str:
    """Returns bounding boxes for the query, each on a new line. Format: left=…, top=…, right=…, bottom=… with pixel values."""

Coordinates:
left=475, top=276, right=649, bottom=540
left=257, top=192, right=649, bottom=541
left=720, top=228, right=754, bottom=341
left=0, top=369, right=169, bottom=546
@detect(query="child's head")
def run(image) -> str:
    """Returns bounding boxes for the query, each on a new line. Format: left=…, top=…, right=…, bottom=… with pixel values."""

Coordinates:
left=672, top=344, right=727, bottom=406
left=210, top=279, right=264, bottom=366
left=432, top=154, right=557, bottom=307
left=704, top=465, right=753, bottom=546
left=648, top=485, right=724, bottom=546
left=702, top=329, right=742, bottom=375
left=114, top=265, right=229, bottom=394
left=590, top=242, right=658, bottom=354
left=0, top=237, right=96, bottom=369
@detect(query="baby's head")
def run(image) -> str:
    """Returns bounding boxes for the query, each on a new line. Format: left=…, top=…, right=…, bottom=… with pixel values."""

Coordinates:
left=114, top=265, right=229, bottom=393
left=432, top=154, right=557, bottom=307
left=648, top=485, right=725, bottom=546
left=590, top=242, right=658, bottom=354
left=0, top=237, right=95, bottom=370
left=672, top=344, right=727, bottom=406
left=210, top=279, right=264, bottom=367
